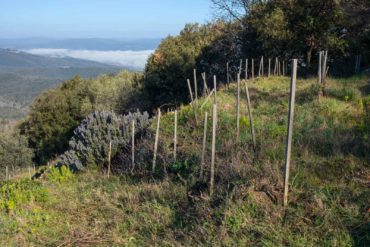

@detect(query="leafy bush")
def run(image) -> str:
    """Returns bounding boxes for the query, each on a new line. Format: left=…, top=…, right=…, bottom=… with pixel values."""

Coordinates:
left=22, top=72, right=143, bottom=165
left=60, top=111, right=150, bottom=171
left=144, top=23, right=224, bottom=108
left=0, top=131, right=34, bottom=179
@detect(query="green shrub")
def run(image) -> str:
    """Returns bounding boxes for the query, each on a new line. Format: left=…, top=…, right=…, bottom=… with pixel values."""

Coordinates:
left=144, top=23, right=224, bottom=108
left=22, top=72, right=142, bottom=164
left=0, top=131, right=34, bottom=179
left=0, top=179, right=48, bottom=213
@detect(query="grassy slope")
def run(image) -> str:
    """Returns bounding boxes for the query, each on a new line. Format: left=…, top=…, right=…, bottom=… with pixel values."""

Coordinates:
left=1, top=76, right=369, bottom=246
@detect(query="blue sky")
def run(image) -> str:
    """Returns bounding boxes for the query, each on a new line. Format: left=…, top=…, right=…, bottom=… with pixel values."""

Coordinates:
left=0, top=0, right=212, bottom=38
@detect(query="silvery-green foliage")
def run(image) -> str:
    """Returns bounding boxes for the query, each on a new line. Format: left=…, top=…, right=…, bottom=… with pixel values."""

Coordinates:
left=60, top=111, right=150, bottom=169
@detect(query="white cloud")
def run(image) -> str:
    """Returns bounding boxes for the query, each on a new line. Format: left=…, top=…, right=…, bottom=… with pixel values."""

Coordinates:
left=24, top=48, right=154, bottom=69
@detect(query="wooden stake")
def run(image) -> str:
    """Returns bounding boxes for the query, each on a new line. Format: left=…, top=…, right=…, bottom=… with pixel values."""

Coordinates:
left=318, top=51, right=322, bottom=84
left=261, top=56, right=264, bottom=77
left=279, top=60, right=281, bottom=76
left=131, top=119, right=135, bottom=173
left=244, top=80, right=256, bottom=151
left=227, top=62, right=230, bottom=88
left=268, top=58, right=271, bottom=77
left=152, top=108, right=161, bottom=173
left=213, top=75, right=217, bottom=104
left=173, top=110, right=177, bottom=161
left=200, top=89, right=215, bottom=109
left=187, top=79, right=198, bottom=124
left=210, top=103, right=217, bottom=196
left=201, top=111, right=208, bottom=179
left=283, top=59, right=298, bottom=206
left=245, top=59, right=248, bottom=80
left=187, top=79, right=195, bottom=103
left=194, top=69, right=198, bottom=106
left=201, top=72, right=209, bottom=95
left=236, top=73, right=241, bottom=141
left=252, top=59, right=255, bottom=81
left=322, top=51, right=328, bottom=96
left=239, top=59, right=243, bottom=75
left=258, top=57, right=262, bottom=77
left=322, top=51, right=328, bottom=79
left=283, top=60, right=285, bottom=76
left=107, top=140, right=112, bottom=178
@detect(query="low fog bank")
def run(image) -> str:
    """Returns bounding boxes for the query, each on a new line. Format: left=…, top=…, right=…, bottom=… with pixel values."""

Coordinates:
left=25, top=49, right=154, bottom=70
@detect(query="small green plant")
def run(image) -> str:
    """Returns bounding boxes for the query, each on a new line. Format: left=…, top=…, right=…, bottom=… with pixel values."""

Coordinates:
left=0, top=179, right=48, bottom=213
left=46, top=165, right=74, bottom=183
left=170, top=155, right=199, bottom=178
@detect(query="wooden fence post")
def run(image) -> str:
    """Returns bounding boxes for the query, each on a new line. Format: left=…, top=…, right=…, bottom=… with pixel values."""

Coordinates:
left=261, top=56, right=264, bottom=77
left=187, top=79, right=198, bottom=124
left=283, top=59, right=298, bottom=207
left=268, top=58, right=271, bottom=77
left=318, top=51, right=322, bottom=84
left=213, top=75, right=217, bottom=104
left=173, top=110, right=177, bottom=161
left=152, top=108, right=161, bottom=173
left=245, top=59, right=248, bottom=80
left=322, top=51, right=327, bottom=78
left=236, top=73, right=241, bottom=141
left=201, top=111, right=208, bottom=179
left=252, top=59, right=255, bottom=81
left=283, top=60, right=285, bottom=76
left=210, top=103, right=217, bottom=196
left=202, top=72, right=209, bottom=95
left=107, top=140, right=112, bottom=178
left=239, top=59, right=243, bottom=75
left=131, top=119, right=135, bottom=174
left=227, top=62, right=230, bottom=88
left=244, top=79, right=256, bottom=151
left=279, top=60, right=281, bottom=76
left=258, top=57, right=262, bottom=77
left=322, top=51, right=328, bottom=96
left=194, top=69, right=198, bottom=105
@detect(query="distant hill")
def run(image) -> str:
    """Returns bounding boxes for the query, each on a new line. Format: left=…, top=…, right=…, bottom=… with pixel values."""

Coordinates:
left=0, top=38, right=161, bottom=51
left=0, top=49, right=122, bottom=119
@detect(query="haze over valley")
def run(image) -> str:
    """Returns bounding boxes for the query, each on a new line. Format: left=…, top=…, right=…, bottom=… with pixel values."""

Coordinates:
left=0, top=38, right=160, bottom=118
